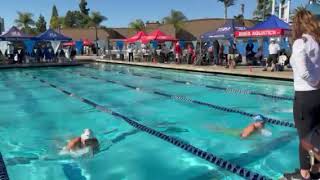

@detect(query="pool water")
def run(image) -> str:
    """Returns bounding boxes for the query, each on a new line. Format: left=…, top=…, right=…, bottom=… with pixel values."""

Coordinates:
left=0, top=63, right=297, bottom=180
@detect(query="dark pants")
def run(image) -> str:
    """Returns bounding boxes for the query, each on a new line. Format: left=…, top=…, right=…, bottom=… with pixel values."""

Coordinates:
left=267, top=54, right=278, bottom=66
left=294, top=89, right=320, bottom=169
left=128, top=53, right=133, bottom=62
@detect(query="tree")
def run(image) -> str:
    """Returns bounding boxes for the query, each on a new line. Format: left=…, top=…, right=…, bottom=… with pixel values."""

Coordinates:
left=253, top=0, right=273, bottom=21
left=35, top=14, right=47, bottom=33
left=234, top=14, right=245, bottom=26
left=129, top=19, right=145, bottom=32
left=50, top=5, right=60, bottom=29
left=89, top=11, right=107, bottom=40
left=15, top=12, right=35, bottom=34
left=217, top=0, right=236, bottom=19
left=63, top=10, right=90, bottom=28
left=79, top=0, right=90, bottom=15
left=163, top=10, right=188, bottom=34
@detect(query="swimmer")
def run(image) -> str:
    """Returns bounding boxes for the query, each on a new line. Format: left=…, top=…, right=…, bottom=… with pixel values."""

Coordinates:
left=66, top=129, right=100, bottom=155
left=240, top=115, right=271, bottom=138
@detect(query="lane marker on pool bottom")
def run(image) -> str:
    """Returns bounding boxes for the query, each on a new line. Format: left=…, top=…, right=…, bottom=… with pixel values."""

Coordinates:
left=24, top=72, right=271, bottom=180
left=87, top=65, right=294, bottom=101
left=0, top=153, right=9, bottom=180
left=68, top=70, right=295, bottom=129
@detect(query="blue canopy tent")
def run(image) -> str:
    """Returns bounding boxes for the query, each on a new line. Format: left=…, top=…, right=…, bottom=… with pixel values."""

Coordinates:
left=235, top=15, right=290, bottom=38
left=201, top=20, right=247, bottom=41
left=0, top=26, right=32, bottom=41
left=33, top=29, right=72, bottom=41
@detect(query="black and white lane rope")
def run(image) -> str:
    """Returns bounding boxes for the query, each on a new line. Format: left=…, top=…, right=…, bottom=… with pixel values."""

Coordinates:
left=0, top=153, right=9, bottom=180
left=88, top=65, right=294, bottom=101
left=68, top=71, right=295, bottom=128
left=24, top=72, right=271, bottom=180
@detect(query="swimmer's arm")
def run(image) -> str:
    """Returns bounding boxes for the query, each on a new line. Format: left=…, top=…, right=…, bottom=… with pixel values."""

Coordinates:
left=66, top=137, right=81, bottom=151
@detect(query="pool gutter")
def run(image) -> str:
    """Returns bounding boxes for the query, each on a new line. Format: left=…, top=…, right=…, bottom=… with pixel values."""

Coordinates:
left=90, top=58, right=293, bottom=82
left=0, top=62, right=88, bottom=69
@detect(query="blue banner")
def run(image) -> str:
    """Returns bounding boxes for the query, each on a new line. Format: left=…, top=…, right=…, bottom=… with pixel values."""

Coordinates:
left=116, top=41, right=124, bottom=50
left=179, top=41, right=185, bottom=49
left=75, top=41, right=83, bottom=54
left=263, top=37, right=270, bottom=57
left=23, top=40, right=36, bottom=54
left=151, top=40, right=158, bottom=49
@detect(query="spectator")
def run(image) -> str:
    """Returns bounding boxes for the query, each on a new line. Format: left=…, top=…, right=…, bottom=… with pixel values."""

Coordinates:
left=127, top=44, right=134, bottom=62
left=213, top=40, right=220, bottom=65
left=263, top=38, right=280, bottom=72
left=227, top=43, right=238, bottom=69
left=284, top=9, right=320, bottom=180
left=187, top=44, right=194, bottom=64
left=219, top=43, right=225, bottom=65
left=174, top=42, right=182, bottom=64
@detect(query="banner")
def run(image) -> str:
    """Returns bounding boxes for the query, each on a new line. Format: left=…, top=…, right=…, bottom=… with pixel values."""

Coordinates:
left=116, top=41, right=124, bottom=50
left=235, top=29, right=287, bottom=38
left=23, top=40, right=36, bottom=54
left=0, top=41, right=8, bottom=55
left=192, top=41, right=197, bottom=49
left=179, top=41, right=185, bottom=49
left=75, top=41, right=83, bottom=54
left=50, top=41, right=61, bottom=54
left=151, top=40, right=158, bottom=49
left=263, top=37, right=270, bottom=57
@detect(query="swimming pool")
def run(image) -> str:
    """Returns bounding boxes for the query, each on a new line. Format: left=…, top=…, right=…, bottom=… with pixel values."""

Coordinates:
left=0, top=63, right=297, bottom=180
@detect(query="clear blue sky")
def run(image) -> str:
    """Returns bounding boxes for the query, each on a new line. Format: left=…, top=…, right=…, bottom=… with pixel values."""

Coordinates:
left=0, top=0, right=309, bottom=30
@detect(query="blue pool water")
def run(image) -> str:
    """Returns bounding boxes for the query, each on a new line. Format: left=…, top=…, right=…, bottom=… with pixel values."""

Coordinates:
left=0, top=63, right=297, bottom=180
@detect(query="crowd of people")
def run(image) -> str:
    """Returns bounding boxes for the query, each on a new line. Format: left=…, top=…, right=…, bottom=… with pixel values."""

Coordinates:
left=0, top=43, right=78, bottom=64
left=119, top=38, right=291, bottom=72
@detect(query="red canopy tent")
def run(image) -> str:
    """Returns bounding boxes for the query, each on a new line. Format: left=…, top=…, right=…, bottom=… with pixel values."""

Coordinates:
left=83, top=39, right=93, bottom=46
left=125, top=31, right=147, bottom=43
left=141, top=29, right=177, bottom=43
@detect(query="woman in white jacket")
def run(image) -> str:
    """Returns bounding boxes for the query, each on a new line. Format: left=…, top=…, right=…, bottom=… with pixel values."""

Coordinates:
left=285, top=9, right=320, bottom=180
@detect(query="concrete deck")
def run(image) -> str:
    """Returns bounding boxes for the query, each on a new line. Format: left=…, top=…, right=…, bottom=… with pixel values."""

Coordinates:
left=0, top=61, right=88, bottom=69
left=90, top=58, right=293, bottom=81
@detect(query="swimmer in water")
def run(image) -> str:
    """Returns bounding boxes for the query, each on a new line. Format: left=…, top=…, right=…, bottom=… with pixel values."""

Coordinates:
left=205, top=115, right=271, bottom=139
left=66, top=129, right=100, bottom=155
left=240, top=115, right=270, bottom=138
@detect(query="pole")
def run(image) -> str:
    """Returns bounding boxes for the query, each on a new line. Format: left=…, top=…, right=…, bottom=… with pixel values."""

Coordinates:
left=271, top=0, right=276, bottom=15
left=287, top=0, right=291, bottom=23
left=279, top=1, right=282, bottom=19
left=263, top=0, right=266, bottom=20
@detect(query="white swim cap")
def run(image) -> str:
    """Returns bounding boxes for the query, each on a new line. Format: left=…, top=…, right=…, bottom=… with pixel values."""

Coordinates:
left=253, top=114, right=265, bottom=122
left=81, top=129, right=95, bottom=141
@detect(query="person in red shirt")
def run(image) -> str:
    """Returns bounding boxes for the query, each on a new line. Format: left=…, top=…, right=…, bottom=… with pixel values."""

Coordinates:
left=174, top=42, right=182, bottom=64
left=187, top=44, right=195, bottom=64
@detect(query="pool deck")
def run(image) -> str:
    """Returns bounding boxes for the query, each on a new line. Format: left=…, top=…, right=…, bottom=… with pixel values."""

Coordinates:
left=0, top=61, right=88, bottom=69
left=76, top=56, right=293, bottom=81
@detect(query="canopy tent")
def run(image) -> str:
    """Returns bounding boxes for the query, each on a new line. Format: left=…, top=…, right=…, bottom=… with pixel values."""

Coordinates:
left=235, top=15, right=290, bottom=38
left=201, top=19, right=246, bottom=41
left=34, top=29, right=72, bottom=41
left=306, top=2, right=320, bottom=19
left=141, top=29, right=177, bottom=43
left=0, top=26, right=32, bottom=41
left=125, top=31, right=147, bottom=43
left=83, top=39, right=93, bottom=46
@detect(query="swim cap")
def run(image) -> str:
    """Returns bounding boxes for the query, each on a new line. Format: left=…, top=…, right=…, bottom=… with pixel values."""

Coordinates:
left=81, top=129, right=95, bottom=141
left=253, top=114, right=265, bottom=122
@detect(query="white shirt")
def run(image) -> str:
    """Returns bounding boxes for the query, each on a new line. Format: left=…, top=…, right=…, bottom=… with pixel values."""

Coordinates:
left=268, top=43, right=280, bottom=55
left=290, top=34, right=320, bottom=91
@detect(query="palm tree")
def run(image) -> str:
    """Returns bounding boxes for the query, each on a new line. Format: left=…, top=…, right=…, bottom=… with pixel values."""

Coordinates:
left=163, top=10, right=188, bottom=34
left=89, top=11, right=107, bottom=41
left=14, top=12, right=35, bottom=33
left=234, top=14, right=245, bottom=26
left=129, top=19, right=145, bottom=32
left=217, top=0, right=236, bottom=19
